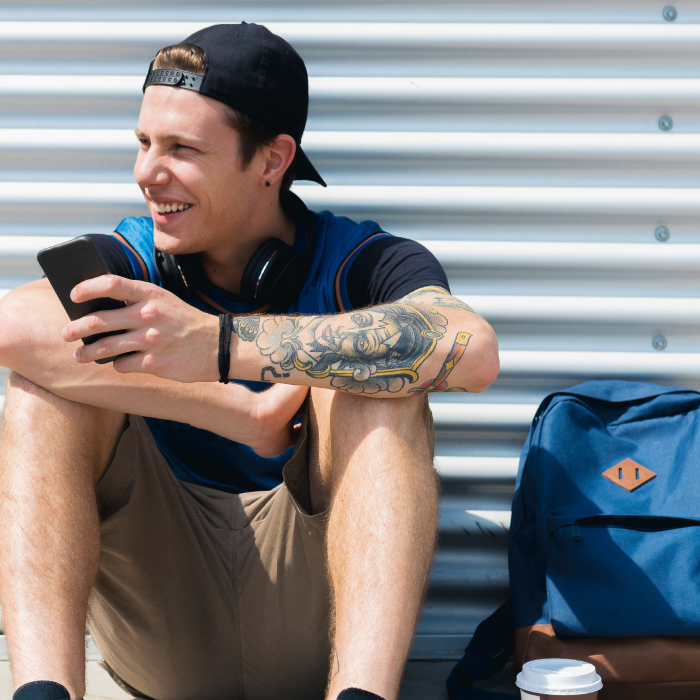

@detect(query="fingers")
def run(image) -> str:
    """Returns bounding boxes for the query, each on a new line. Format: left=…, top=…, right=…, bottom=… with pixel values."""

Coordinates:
left=251, top=416, right=299, bottom=458
left=65, top=274, right=216, bottom=383
left=273, top=383, right=309, bottom=412
left=63, top=303, right=140, bottom=343
left=261, top=383, right=309, bottom=419
left=268, top=382, right=310, bottom=402
left=73, top=327, right=183, bottom=380
left=73, top=328, right=150, bottom=364
left=71, top=274, right=155, bottom=305
left=65, top=275, right=157, bottom=342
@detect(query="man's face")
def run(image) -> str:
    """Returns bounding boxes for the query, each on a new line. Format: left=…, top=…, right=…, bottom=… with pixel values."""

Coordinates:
left=134, top=85, right=258, bottom=256
left=313, top=312, right=401, bottom=363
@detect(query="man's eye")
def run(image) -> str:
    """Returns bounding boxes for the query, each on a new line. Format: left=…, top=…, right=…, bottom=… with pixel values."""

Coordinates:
left=351, top=313, right=371, bottom=327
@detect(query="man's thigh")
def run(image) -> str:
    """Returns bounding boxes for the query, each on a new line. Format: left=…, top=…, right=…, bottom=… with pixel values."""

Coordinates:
left=90, top=414, right=331, bottom=700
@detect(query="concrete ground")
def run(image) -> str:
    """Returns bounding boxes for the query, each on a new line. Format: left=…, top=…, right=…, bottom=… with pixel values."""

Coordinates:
left=0, top=660, right=519, bottom=698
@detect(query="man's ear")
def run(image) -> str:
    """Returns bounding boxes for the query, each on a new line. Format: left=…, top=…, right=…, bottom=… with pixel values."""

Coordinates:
left=260, top=134, right=296, bottom=188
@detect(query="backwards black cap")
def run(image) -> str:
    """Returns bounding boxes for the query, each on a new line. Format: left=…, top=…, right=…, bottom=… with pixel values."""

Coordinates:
left=143, top=23, right=326, bottom=187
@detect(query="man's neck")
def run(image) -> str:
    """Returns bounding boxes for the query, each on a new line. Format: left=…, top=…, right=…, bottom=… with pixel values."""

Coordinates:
left=198, top=197, right=295, bottom=294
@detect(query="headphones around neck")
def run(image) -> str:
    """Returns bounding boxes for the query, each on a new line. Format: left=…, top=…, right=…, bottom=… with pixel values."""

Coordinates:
left=154, top=191, right=316, bottom=310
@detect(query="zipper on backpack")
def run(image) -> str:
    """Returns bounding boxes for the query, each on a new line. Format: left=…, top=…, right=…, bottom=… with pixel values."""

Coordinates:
left=568, top=522, right=582, bottom=540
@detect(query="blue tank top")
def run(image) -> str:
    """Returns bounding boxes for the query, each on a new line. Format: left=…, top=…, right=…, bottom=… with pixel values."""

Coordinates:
left=113, top=210, right=391, bottom=493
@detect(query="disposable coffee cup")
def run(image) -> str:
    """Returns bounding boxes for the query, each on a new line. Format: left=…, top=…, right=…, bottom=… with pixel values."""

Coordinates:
left=515, top=658, right=603, bottom=699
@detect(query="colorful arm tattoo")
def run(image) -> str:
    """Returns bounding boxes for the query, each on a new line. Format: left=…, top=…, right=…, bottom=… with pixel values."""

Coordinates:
left=230, top=287, right=479, bottom=395
left=408, top=331, right=472, bottom=394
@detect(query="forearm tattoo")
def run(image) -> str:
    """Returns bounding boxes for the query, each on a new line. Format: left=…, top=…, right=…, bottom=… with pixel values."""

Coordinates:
left=232, top=316, right=260, bottom=341
left=408, top=331, right=472, bottom=394
left=230, top=287, right=477, bottom=394
left=399, top=286, right=480, bottom=316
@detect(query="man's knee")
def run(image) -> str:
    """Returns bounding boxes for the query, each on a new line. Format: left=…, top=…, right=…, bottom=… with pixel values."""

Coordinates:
left=0, top=291, right=28, bottom=369
left=308, top=390, right=439, bottom=515
left=5, top=370, right=85, bottom=423
left=309, top=388, right=434, bottom=475
left=2, top=371, right=126, bottom=484
left=318, top=389, right=431, bottom=444
left=4, top=370, right=68, bottom=426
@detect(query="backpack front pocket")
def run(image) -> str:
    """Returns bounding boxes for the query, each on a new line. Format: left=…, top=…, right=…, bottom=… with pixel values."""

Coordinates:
left=545, top=516, right=700, bottom=638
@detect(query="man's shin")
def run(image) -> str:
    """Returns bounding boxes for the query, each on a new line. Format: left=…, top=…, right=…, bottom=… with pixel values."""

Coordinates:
left=0, top=372, right=124, bottom=698
left=310, top=390, right=438, bottom=700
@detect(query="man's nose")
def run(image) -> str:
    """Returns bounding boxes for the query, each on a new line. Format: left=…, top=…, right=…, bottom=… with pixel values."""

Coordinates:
left=134, top=148, right=171, bottom=189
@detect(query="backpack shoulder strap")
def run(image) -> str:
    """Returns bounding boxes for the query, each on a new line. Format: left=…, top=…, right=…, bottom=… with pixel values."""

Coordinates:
left=445, top=599, right=516, bottom=700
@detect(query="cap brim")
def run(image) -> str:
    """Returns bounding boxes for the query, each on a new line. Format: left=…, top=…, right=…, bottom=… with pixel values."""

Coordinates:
left=293, top=146, right=327, bottom=187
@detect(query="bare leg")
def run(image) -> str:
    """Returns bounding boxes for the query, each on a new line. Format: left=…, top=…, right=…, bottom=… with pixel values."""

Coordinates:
left=308, top=389, right=438, bottom=700
left=0, top=372, right=126, bottom=700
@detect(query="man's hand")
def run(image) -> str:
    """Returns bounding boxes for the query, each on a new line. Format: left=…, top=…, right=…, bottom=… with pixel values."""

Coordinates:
left=63, top=275, right=220, bottom=383
left=251, top=382, right=309, bottom=457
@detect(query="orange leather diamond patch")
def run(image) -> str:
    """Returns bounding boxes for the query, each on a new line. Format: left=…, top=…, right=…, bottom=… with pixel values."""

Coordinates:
left=602, top=458, right=656, bottom=493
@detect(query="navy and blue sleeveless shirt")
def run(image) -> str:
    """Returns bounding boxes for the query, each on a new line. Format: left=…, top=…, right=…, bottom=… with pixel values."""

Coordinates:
left=90, top=209, right=449, bottom=493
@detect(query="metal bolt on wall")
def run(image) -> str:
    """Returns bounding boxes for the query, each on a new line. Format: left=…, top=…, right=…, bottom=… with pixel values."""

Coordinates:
left=653, top=335, right=668, bottom=351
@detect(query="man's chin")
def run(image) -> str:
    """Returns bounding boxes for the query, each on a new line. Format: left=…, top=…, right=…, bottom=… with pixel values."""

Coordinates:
left=153, top=229, right=202, bottom=257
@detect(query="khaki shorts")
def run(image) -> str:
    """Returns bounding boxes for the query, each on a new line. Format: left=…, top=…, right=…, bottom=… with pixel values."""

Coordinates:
left=89, top=414, right=330, bottom=700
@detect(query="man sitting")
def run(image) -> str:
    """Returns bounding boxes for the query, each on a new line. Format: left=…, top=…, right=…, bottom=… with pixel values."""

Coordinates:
left=0, top=23, right=499, bottom=700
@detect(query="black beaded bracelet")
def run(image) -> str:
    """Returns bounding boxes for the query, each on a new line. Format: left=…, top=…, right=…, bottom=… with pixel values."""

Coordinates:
left=218, top=313, right=232, bottom=384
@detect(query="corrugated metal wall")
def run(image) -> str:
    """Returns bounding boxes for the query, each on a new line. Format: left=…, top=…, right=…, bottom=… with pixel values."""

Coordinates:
left=1, top=0, right=699, bottom=661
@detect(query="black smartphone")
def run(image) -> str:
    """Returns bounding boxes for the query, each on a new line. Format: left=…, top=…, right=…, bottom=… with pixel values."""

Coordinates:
left=37, top=236, right=130, bottom=364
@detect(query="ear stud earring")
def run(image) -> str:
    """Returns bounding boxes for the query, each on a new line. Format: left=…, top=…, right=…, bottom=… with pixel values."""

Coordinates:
left=265, top=181, right=271, bottom=187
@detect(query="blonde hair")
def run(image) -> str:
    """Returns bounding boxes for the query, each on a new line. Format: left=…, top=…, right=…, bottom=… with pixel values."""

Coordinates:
left=153, top=43, right=206, bottom=73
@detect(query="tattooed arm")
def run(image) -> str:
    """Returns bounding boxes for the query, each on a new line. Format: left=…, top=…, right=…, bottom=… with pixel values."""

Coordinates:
left=64, top=278, right=499, bottom=397
left=230, top=286, right=497, bottom=395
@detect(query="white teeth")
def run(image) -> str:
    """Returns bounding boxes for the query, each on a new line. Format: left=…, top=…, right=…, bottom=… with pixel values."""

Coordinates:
left=152, top=201, right=190, bottom=214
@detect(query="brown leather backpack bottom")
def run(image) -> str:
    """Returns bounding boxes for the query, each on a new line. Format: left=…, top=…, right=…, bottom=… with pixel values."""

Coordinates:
left=515, top=624, right=700, bottom=699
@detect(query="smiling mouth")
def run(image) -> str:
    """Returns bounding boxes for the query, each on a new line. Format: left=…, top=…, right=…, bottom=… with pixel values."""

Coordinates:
left=150, top=200, right=192, bottom=214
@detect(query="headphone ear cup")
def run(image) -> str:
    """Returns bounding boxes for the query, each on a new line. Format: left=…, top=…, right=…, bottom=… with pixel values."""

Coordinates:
left=240, top=238, right=295, bottom=303
left=154, top=249, right=207, bottom=299
left=175, top=253, right=208, bottom=291
left=154, top=248, right=189, bottom=299
left=266, top=256, right=306, bottom=309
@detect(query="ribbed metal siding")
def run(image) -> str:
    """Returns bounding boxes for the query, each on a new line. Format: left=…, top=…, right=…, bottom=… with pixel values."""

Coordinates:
left=0, top=1, right=698, bottom=660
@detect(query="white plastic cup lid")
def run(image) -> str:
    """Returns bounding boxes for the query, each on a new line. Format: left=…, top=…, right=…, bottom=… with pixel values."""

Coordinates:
left=516, top=659, right=603, bottom=695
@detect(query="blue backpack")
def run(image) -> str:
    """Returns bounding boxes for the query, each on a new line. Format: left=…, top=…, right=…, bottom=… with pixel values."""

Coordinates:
left=447, top=381, right=700, bottom=700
